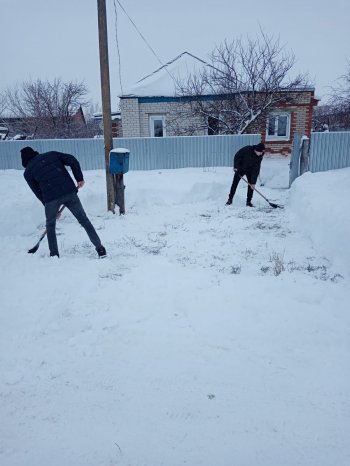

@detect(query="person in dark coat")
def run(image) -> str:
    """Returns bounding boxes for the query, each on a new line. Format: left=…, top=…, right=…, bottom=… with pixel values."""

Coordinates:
left=225, top=142, right=265, bottom=207
left=21, top=146, right=106, bottom=258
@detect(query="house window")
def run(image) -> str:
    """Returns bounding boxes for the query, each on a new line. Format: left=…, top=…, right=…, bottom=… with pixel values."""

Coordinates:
left=149, top=115, right=166, bottom=137
left=208, top=115, right=226, bottom=135
left=208, top=116, right=220, bottom=135
left=266, top=113, right=291, bottom=141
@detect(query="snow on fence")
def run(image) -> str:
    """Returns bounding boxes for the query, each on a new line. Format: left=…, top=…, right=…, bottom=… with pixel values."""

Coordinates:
left=0, top=134, right=260, bottom=171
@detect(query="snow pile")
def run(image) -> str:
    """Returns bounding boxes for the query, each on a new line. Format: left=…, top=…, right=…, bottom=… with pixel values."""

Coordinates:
left=287, top=167, right=350, bottom=278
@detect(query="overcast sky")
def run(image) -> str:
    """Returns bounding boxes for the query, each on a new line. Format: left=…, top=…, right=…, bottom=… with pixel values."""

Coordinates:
left=1, top=0, right=349, bottom=111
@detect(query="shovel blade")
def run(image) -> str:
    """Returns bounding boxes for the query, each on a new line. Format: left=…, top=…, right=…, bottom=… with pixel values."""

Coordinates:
left=269, top=202, right=284, bottom=209
left=28, top=230, right=46, bottom=254
left=28, top=243, right=40, bottom=254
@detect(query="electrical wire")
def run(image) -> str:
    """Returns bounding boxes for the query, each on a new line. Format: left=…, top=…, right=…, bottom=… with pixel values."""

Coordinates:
left=112, top=1, right=232, bottom=94
left=115, top=0, right=163, bottom=67
left=114, top=0, right=177, bottom=85
left=113, top=0, right=124, bottom=94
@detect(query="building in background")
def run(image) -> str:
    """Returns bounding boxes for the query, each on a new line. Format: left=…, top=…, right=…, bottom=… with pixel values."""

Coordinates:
left=93, top=111, right=122, bottom=138
left=119, top=52, right=318, bottom=155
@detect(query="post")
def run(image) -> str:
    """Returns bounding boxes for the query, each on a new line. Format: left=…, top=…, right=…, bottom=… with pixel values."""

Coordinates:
left=300, top=137, right=310, bottom=175
left=97, top=0, right=115, bottom=213
left=114, top=174, right=126, bottom=214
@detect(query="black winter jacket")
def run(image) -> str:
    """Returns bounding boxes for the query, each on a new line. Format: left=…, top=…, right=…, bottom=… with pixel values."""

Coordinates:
left=234, top=145, right=264, bottom=184
left=24, top=151, right=83, bottom=204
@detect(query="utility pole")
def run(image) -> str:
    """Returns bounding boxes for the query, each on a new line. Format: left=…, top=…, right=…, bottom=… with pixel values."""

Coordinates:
left=97, top=0, right=115, bottom=213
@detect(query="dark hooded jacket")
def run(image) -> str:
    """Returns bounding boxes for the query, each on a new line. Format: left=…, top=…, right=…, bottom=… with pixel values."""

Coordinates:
left=233, top=145, right=264, bottom=184
left=21, top=147, right=83, bottom=204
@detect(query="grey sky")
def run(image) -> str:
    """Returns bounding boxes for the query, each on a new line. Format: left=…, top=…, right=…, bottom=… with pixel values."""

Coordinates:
left=1, top=0, right=349, bottom=110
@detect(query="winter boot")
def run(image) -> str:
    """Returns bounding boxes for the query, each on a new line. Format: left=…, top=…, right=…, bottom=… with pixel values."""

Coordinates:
left=96, top=245, right=107, bottom=258
left=225, top=198, right=232, bottom=206
left=50, top=252, right=59, bottom=258
left=246, top=201, right=254, bottom=207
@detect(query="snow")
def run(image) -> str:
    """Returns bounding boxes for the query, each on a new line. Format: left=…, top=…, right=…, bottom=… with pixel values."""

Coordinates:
left=121, top=51, right=209, bottom=97
left=110, top=148, right=130, bottom=154
left=1, top=159, right=349, bottom=466
left=288, top=169, right=350, bottom=277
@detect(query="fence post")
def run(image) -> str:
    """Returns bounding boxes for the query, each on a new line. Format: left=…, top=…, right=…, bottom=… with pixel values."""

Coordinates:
left=300, top=137, right=310, bottom=175
left=289, top=133, right=302, bottom=187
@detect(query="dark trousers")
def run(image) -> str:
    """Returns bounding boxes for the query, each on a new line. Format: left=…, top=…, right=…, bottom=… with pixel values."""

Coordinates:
left=45, top=192, right=102, bottom=256
left=228, top=171, right=254, bottom=203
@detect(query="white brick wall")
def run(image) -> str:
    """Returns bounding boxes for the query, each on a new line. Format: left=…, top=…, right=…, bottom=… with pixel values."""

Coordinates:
left=120, top=98, right=206, bottom=137
left=120, top=98, right=141, bottom=137
left=120, top=91, right=315, bottom=143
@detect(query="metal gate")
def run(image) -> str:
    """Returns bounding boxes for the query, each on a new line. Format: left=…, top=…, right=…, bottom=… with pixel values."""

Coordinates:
left=289, top=133, right=302, bottom=187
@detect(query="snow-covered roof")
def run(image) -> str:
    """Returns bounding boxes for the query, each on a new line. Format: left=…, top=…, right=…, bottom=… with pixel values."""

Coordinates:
left=93, top=111, right=121, bottom=120
left=120, top=51, right=316, bottom=99
left=120, top=51, right=210, bottom=98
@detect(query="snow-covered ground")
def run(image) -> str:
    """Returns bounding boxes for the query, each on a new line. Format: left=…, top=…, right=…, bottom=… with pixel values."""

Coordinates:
left=1, top=158, right=349, bottom=466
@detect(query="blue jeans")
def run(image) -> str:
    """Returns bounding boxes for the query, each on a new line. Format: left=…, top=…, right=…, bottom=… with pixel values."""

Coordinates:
left=45, top=192, right=102, bottom=256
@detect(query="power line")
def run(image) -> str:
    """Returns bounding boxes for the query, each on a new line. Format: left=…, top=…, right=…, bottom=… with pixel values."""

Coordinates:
left=114, top=0, right=177, bottom=85
left=113, top=0, right=124, bottom=94
left=115, top=0, right=163, bottom=68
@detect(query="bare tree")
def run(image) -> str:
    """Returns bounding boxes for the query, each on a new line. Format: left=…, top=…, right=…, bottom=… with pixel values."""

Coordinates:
left=0, top=91, right=7, bottom=117
left=328, top=65, right=350, bottom=130
left=312, top=104, right=332, bottom=131
left=4, top=78, right=91, bottom=138
left=0, top=92, right=10, bottom=139
left=172, top=31, right=310, bottom=135
left=313, top=65, right=350, bottom=131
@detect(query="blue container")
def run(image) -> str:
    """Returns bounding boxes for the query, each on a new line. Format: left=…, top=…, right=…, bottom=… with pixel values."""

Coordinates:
left=109, top=148, right=130, bottom=174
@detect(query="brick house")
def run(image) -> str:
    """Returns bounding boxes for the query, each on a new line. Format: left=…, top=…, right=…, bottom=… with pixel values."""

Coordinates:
left=119, top=52, right=318, bottom=155
left=93, top=111, right=122, bottom=138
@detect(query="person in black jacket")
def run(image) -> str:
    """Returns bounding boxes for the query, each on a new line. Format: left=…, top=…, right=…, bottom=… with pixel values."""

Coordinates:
left=21, top=146, right=106, bottom=258
left=225, top=143, right=265, bottom=207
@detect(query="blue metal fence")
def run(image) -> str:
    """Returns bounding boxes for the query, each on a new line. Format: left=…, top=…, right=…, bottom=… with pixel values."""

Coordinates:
left=309, top=132, right=350, bottom=172
left=0, top=139, right=105, bottom=171
left=0, top=134, right=260, bottom=171
left=289, top=131, right=350, bottom=185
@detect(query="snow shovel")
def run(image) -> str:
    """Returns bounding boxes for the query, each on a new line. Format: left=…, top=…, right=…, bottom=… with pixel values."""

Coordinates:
left=28, top=204, right=66, bottom=254
left=238, top=173, right=284, bottom=209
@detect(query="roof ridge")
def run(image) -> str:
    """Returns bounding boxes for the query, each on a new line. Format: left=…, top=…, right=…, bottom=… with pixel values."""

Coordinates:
left=136, top=51, right=210, bottom=84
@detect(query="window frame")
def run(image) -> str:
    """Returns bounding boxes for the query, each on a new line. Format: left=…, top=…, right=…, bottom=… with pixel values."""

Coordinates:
left=149, top=115, right=166, bottom=137
left=265, top=112, right=291, bottom=141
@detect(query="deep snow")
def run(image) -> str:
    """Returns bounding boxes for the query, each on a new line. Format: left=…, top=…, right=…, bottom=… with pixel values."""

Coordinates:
left=0, top=158, right=349, bottom=466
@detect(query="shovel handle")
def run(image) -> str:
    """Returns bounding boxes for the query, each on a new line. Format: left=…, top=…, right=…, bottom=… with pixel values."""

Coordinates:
left=237, top=173, right=269, bottom=202
left=236, top=172, right=283, bottom=208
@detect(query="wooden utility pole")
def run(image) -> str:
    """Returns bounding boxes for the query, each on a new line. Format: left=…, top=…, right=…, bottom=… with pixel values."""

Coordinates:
left=97, top=0, right=115, bottom=213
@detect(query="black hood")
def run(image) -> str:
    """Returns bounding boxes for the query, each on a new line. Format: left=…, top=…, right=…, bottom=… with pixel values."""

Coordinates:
left=21, top=146, right=39, bottom=167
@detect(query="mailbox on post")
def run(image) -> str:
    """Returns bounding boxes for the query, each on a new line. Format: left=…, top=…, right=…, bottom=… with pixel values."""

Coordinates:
left=109, top=148, right=130, bottom=174
left=109, top=148, right=129, bottom=215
